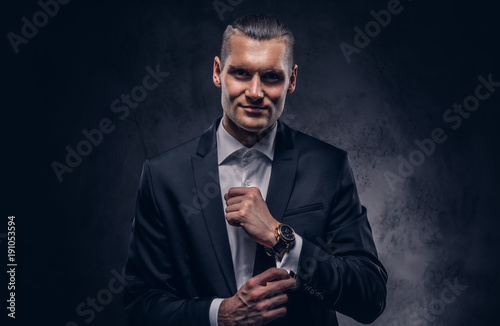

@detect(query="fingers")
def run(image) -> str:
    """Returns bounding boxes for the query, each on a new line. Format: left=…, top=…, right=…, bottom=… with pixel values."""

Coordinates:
left=224, top=190, right=251, bottom=226
left=257, top=295, right=288, bottom=323
left=225, top=201, right=244, bottom=226
left=263, top=306, right=287, bottom=324
left=250, top=267, right=291, bottom=286
left=225, top=212, right=241, bottom=226
left=224, top=187, right=263, bottom=213
left=222, top=268, right=294, bottom=325
left=252, top=268, right=297, bottom=299
left=224, top=187, right=260, bottom=220
left=225, top=199, right=242, bottom=211
left=264, top=277, right=297, bottom=297
left=264, top=293, right=289, bottom=311
left=226, top=187, right=262, bottom=200
left=246, top=275, right=294, bottom=324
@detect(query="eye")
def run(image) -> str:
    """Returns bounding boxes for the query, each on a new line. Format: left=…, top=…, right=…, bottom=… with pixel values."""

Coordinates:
left=232, top=69, right=250, bottom=78
left=263, top=72, right=282, bottom=82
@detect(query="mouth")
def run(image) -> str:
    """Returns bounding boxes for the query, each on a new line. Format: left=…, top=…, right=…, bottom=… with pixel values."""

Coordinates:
left=241, top=105, right=266, bottom=114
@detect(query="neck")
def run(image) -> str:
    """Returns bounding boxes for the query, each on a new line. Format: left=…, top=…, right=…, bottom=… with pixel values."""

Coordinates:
left=222, top=116, right=275, bottom=147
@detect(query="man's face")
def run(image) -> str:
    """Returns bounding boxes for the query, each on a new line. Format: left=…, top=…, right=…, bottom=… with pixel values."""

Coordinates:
left=213, top=33, right=297, bottom=135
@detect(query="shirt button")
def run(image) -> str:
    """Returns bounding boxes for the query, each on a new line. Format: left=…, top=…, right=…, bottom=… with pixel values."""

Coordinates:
left=245, top=179, right=251, bottom=186
left=247, top=267, right=253, bottom=274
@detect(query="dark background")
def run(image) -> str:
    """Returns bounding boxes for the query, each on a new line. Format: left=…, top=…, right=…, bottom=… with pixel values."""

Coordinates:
left=2, top=0, right=499, bottom=325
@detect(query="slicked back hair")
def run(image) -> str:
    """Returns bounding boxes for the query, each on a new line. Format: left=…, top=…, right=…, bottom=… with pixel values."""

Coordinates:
left=220, top=14, right=295, bottom=71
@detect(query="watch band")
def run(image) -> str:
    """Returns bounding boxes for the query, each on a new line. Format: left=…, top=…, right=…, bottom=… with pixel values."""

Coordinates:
left=265, top=239, right=288, bottom=256
left=265, top=223, right=295, bottom=256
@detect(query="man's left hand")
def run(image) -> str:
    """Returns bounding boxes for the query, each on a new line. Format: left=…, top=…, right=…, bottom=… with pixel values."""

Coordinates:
left=225, top=187, right=278, bottom=248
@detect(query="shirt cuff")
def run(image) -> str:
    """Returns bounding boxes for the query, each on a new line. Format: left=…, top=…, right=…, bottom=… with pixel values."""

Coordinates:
left=209, top=298, right=224, bottom=326
left=275, top=234, right=303, bottom=273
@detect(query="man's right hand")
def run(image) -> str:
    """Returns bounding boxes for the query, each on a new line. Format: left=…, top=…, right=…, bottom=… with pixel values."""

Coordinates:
left=217, top=267, right=297, bottom=326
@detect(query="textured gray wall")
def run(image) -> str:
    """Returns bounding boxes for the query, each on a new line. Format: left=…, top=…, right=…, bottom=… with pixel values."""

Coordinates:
left=3, top=0, right=499, bottom=325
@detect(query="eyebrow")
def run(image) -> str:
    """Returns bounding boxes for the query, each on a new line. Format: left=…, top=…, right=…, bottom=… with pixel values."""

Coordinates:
left=228, top=65, right=286, bottom=75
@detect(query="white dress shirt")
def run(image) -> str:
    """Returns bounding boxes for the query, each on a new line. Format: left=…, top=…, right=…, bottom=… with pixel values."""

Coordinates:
left=209, top=118, right=303, bottom=326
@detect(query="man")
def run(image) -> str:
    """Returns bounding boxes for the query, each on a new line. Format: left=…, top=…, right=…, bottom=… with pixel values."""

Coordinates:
left=124, top=14, right=387, bottom=326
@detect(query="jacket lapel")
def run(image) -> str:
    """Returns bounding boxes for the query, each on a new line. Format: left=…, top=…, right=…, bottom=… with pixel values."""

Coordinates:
left=266, top=121, right=298, bottom=223
left=253, top=121, right=298, bottom=275
left=192, top=118, right=237, bottom=295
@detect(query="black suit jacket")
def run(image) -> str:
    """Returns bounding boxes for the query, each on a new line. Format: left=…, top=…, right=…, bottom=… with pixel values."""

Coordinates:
left=124, top=118, right=387, bottom=325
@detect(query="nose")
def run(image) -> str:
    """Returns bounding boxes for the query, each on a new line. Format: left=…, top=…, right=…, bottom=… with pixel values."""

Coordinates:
left=245, top=75, right=264, bottom=101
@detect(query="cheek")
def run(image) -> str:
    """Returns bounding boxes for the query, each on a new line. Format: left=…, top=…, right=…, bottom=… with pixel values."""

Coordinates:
left=223, top=79, right=245, bottom=99
left=266, top=85, right=288, bottom=103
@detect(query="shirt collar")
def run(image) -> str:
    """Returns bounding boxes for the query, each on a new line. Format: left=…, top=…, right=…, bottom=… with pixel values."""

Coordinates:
left=216, top=118, right=277, bottom=165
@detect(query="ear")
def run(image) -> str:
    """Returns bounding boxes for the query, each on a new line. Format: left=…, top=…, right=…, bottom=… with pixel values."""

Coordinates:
left=287, top=64, right=298, bottom=94
left=213, top=56, right=222, bottom=88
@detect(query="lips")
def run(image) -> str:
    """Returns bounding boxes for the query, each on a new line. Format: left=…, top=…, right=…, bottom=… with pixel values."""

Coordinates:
left=241, top=105, right=266, bottom=114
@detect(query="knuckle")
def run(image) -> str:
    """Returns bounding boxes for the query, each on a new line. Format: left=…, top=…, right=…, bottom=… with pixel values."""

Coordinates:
left=272, top=281, right=286, bottom=292
left=279, top=281, right=290, bottom=291
left=269, top=267, right=280, bottom=278
left=261, top=311, right=273, bottom=322
left=255, top=302, right=266, bottom=312
left=240, top=284, right=250, bottom=294
left=272, top=267, right=285, bottom=278
left=247, top=278, right=257, bottom=288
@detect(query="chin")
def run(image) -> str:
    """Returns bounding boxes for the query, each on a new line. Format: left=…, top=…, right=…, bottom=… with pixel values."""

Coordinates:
left=237, top=116, right=271, bottom=133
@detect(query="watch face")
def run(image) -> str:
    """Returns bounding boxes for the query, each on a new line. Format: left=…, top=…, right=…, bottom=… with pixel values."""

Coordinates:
left=280, top=225, right=295, bottom=242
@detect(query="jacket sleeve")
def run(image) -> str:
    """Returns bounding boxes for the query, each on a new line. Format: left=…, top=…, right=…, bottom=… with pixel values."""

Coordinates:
left=295, top=153, right=388, bottom=324
left=123, top=160, right=212, bottom=326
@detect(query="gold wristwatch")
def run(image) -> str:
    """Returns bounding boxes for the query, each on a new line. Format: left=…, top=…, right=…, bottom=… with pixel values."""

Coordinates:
left=265, top=223, right=295, bottom=256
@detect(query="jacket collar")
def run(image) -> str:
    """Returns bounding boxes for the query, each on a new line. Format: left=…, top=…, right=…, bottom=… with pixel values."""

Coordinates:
left=195, top=117, right=293, bottom=157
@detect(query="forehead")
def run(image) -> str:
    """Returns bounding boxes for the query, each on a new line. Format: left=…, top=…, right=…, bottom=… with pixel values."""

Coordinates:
left=225, top=34, right=288, bottom=71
